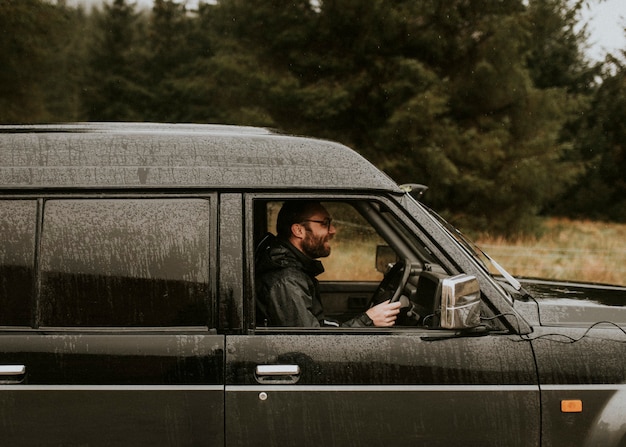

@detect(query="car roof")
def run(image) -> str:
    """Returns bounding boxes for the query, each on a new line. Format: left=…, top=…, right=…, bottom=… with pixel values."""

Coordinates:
left=0, top=123, right=401, bottom=192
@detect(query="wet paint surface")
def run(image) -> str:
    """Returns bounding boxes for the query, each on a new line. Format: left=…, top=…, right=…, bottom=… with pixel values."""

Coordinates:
left=0, top=124, right=399, bottom=191
left=225, top=333, right=540, bottom=446
left=1, top=123, right=625, bottom=445
left=0, top=200, right=37, bottom=325
left=0, top=332, right=225, bottom=446
left=523, top=280, right=626, bottom=326
left=530, top=325, right=626, bottom=447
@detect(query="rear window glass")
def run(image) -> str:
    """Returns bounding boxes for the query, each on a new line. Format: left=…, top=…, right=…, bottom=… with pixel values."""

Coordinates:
left=0, top=200, right=36, bottom=326
left=39, top=199, right=211, bottom=327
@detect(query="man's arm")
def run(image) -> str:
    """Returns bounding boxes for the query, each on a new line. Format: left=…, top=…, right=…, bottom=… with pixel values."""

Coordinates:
left=264, top=273, right=322, bottom=327
left=366, top=300, right=402, bottom=326
left=341, top=300, right=402, bottom=327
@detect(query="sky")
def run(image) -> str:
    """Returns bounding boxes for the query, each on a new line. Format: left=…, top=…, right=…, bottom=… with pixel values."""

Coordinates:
left=70, top=0, right=626, bottom=62
left=580, top=0, right=626, bottom=61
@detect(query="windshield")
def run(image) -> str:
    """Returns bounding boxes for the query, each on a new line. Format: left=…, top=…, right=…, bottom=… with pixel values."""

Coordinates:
left=428, top=209, right=522, bottom=291
left=402, top=193, right=522, bottom=296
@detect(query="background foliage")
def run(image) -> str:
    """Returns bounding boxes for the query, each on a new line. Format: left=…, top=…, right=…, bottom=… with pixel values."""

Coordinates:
left=1, top=0, right=625, bottom=236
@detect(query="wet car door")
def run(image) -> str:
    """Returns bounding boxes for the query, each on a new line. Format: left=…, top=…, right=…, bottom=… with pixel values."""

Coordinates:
left=0, top=198, right=224, bottom=447
left=0, top=331, right=224, bottom=447
left=225, top=196, right=540, bottom=447
left=225, top=330, right=539, bottom=447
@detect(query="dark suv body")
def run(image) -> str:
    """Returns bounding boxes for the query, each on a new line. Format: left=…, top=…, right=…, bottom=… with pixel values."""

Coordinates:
left=0, top=123, right=625, bottom=447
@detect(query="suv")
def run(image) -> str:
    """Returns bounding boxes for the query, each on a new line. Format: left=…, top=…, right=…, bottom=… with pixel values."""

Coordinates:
left=1, top=123, right=625, bottom=447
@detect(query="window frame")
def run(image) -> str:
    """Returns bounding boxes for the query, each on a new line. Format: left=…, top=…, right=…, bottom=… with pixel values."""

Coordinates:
left=244, top=192, right=451, bottom=333
left=0, top=199, right=38, bottom=327
left=0, top=192, right=218, bottom=332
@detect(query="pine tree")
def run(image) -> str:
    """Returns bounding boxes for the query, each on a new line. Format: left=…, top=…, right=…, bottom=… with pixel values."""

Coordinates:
left=0, top=0, right=71, bottom=122
left=82, top=0, right=150, bottom=121
left=555, top=55, right=626, bottom=221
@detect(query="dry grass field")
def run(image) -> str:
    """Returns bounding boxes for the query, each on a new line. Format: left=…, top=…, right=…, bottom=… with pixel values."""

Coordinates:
left=476, top=218, right=626, bottom=286
left=321, top=217, right=626, bottom=287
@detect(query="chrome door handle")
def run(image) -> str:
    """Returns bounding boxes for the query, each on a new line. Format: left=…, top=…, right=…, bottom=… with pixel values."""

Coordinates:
left=255, top=364, right=300, bottom=384
left=256, top=365, right=300, bottom=376
left=0, top=365, right=25, bottom=375
left=0, top=365, right=26, bottom=384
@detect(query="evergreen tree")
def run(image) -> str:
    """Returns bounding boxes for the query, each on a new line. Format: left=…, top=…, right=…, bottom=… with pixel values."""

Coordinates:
left=555, top=53, right=626, bottom=221
left=82, top=0, right=150, bottom=121
left=1, top=0, right=611, bottom=235
left=525, top=0, right=599, bottom=92
left=0, top=0, right=75, bottom=122
left=42, top=3, right=90, bottom=122
left=206, top=0, right=591, bottom=235
left=361, top=1, right=566, bottom=234
left=206, top=0, right=318, bottom=126
left=163, top=2, right=238, bottom=123
left=145, top=0, right=196, bottom=121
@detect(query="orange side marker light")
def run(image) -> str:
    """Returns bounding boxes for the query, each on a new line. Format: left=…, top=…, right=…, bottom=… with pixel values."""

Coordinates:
left=561, top=399, right=583, bottom=413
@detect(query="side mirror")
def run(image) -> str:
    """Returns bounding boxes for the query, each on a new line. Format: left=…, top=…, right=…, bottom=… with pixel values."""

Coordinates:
left=375, top=245, right=399, bottom=273
left=411, top=271, right=480, bottom=329
left=440, top=274, right=481, bottom=329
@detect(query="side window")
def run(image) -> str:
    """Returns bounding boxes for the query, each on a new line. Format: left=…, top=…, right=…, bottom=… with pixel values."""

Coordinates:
left=0, top=200, right=36, bottom=326
left=39, top=199, right=211, bottom=327
left=318, top=202, right=386, bottom=282
left=254, top=197, right=474, bottom=329
left=262, top=201, right=385, bottom=282
left=257, top=200, right=401, bottom=325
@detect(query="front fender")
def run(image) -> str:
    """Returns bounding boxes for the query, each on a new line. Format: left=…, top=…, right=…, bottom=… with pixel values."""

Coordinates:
left=584, top=387, right=626, bottom=447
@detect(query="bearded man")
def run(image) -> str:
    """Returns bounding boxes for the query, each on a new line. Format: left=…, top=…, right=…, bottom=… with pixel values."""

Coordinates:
left=255, top=200, right=401, bottom=327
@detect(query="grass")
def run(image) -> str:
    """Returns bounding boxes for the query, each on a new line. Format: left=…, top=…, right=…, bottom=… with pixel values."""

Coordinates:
left=271, top=197, right=626, bottom=287
left=320, top=237, right=385, bottom=282
left=476, top=218, right=626, bottom=286
left=320, top=217, right=626, bottom=287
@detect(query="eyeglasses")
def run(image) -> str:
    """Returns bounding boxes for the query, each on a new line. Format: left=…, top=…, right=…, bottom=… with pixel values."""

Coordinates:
left=301, top=218, right=333, bottom=228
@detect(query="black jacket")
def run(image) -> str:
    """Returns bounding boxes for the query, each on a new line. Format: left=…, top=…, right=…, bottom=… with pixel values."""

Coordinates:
left=255, top=235, right=373, bottom=327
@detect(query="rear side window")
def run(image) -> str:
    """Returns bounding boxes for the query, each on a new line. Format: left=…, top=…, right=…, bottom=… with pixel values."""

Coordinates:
left=39, top=199, right=211, bottom=327
left=0, top=200, right=36, bottom=326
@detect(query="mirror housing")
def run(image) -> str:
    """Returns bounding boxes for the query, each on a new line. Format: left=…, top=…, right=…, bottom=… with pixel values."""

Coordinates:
left=375, top=245, right=399, bottom=273
left=440, top=274, right=481, bottom=329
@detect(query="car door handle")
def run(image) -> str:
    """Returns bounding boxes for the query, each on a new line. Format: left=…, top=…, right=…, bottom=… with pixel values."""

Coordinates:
left=255, top=364, right=300, bottom=384
left=0, top=365, right=26, bottom=384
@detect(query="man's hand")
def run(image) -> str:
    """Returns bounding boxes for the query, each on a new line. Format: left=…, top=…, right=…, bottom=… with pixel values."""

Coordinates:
left=366, top=300, right=402, bottom=327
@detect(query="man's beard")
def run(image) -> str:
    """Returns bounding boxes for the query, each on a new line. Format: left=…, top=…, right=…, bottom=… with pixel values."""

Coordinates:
left=301, top=231, right=331, bottom=258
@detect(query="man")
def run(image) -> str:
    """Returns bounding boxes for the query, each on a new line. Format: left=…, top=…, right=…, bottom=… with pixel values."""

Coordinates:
left=256, top=200, right=401, bottom=327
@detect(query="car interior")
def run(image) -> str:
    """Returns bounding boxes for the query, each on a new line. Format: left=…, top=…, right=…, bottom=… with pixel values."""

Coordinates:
left=252, top=198, right=458, bottom=327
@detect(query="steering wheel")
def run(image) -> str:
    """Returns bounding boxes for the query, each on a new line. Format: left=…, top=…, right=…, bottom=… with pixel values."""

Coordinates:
left=369, top=259, right=411, bottom=307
